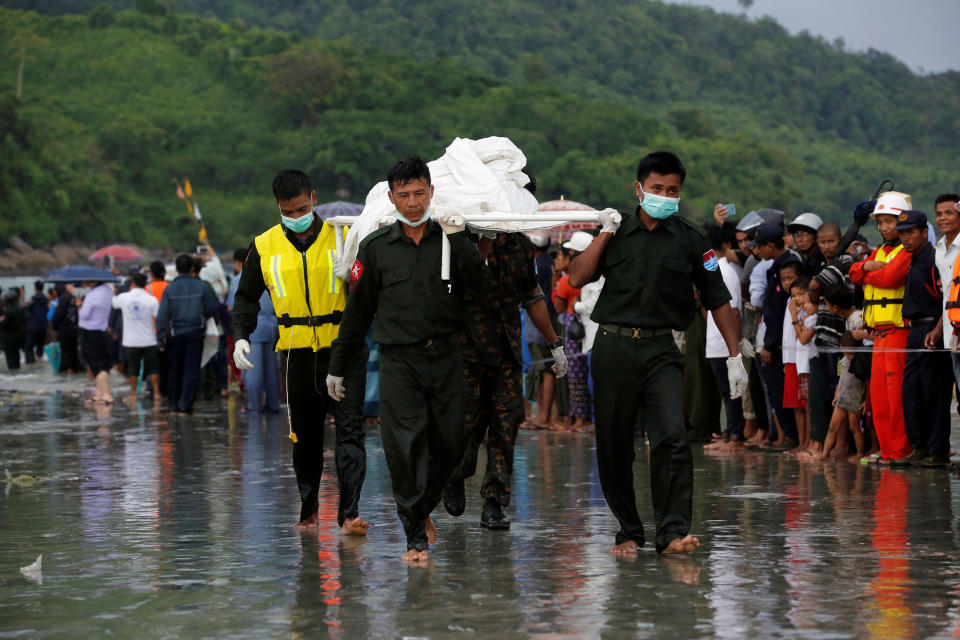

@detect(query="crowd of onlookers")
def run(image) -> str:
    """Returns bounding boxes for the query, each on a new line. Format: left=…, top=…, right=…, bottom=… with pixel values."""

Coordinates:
left=0, top=243, right=287, bottom=416
left=521, top=193, right=958, bottom=468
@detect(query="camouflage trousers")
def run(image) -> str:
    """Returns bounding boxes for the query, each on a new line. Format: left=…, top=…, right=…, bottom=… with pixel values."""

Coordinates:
left=448, top=357, right=524, bottom=506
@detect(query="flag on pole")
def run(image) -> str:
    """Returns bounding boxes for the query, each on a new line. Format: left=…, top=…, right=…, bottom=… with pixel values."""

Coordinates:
left=176, top=184, right=186, bottom=200
left=193, top=202, right=202, bottom=221
left=184, top=179, right=193, bottom=197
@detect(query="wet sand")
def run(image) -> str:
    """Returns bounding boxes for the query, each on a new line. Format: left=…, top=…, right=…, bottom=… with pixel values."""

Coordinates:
left=1, top=368, right=959, bottom=638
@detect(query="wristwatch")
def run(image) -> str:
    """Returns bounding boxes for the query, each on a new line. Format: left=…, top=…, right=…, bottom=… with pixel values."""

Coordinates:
left=548, top=340, right=563, bottom=350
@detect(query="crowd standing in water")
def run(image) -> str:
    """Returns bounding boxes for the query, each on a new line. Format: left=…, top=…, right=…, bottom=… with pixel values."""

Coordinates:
left=1, top=152, right=958, bottom=563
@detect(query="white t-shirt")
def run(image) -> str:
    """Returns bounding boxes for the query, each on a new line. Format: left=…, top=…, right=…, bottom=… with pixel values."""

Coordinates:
left=935, top=232, right=960, bottom=348
left=111, top=287, right=159, bottom=347
left=782, top=306, right=797, bottom=364
left=795, top=312, right=814, bottom=374
left=706, top=257, right=742, bottom=359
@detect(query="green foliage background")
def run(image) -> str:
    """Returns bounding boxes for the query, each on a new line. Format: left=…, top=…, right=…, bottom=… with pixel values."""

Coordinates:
left=0, top=1, right=957, bottom=251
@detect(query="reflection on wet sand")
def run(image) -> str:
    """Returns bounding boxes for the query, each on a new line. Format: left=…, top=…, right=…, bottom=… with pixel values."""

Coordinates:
left=0, top=381, right=958, bottom=637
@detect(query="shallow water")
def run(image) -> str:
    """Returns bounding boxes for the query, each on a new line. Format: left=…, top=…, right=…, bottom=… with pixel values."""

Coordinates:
left=2, top=368, right=959, bottom=638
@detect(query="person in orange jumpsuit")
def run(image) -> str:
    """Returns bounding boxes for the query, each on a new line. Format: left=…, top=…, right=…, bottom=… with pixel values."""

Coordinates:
left=848, top=192, right=914, bottom=463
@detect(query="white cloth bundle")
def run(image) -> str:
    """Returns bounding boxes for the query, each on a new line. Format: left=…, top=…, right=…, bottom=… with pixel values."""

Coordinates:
left=340, top=136, right=567, bottom=267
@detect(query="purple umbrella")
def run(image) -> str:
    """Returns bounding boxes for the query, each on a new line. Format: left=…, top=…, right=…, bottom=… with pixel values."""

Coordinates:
left=314, top=201, right=363, bottom=220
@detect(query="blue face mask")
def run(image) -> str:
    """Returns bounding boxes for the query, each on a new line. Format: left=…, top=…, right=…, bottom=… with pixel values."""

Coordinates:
left=395, top=207, right=432, bottom=228
left=639, top=189, right=680, bottom=220
left=281, top=212, right=314, bottom=234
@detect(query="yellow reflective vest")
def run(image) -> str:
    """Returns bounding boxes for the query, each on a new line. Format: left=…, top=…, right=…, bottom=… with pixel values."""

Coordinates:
left=254, top=222, right=346, bottom=351
left=863, top=243, right=906, bottom=328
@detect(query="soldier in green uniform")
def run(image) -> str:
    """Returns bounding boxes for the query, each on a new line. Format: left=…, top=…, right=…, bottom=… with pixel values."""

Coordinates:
left=442, top=227, right=567, bottom=530
left=568, top=151, right=747, bottom=556
left=326, top=157, right=493, bottom=565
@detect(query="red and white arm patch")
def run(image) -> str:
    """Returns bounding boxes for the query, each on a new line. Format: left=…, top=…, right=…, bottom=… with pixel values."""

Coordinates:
left=350, top=259, right=364, bottom=281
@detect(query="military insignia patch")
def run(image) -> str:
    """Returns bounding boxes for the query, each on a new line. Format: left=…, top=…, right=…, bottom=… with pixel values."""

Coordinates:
left=702, top=249, right=719, bottom=272
left=351, top=260, right=364, bottom=281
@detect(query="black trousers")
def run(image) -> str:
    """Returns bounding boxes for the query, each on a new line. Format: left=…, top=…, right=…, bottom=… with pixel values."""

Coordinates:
left=24, top=330, right=45, bottom=363
left=166, top=329, right=204, bottom=413
left=60, top=332, right=80, bottom=372
left=448, top=354, right=524, bottom=506
left=902, top=322, right=953, bottom=456
left=380, top=336, right=466, bottom=551
left=285, top=347, right=369, bottom=524
left=592, top=329, right=693, bottom=553
left=757, top=347, right=797, bottom=441
left=2, top=341, right=21, bottom=370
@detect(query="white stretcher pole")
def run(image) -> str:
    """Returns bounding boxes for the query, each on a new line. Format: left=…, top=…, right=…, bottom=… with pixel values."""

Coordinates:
left=323, top=211, right=606, bottom=285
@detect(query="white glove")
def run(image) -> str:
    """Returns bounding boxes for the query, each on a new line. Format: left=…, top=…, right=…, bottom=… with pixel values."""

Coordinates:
left=326, top=374, right=345, bottom=402
left=233, top=339, right=254, bottom=370
left=726, top=353, right=749, bottom=400
left=738, top=337, right=756, bottom=359
left=333, top=253, right=350, bottom=281
left=551, top=344, right=568, bottom=378
left=598, top=208, right=622, bottom=235
left=438, top=214, right=465, bottom=235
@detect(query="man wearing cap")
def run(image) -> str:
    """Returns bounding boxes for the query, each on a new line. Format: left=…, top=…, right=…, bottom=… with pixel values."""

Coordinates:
left=787, top=213, right=825, bottom=276
left=897, top=210, right=953, bottom=467
left=567, top=151, right=746, bottom=556
left=753, top=223, right=802, bottom=449
left=849, top=191, right=914, bottom=463
left=442, top=220, right=566, bottom=530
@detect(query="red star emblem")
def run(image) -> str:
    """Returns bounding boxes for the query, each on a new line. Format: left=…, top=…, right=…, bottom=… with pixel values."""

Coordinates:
left=350, top=260, right=364, bottom=281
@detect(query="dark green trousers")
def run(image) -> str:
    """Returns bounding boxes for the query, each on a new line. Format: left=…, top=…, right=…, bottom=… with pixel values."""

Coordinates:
left=380, top=335, right=466, bottom=550
left=592, top=329, right=693, bottom=553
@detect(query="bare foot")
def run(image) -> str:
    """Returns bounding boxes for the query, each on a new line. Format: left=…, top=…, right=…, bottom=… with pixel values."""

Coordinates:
left=425, top=517, right=438, bottom=545
left=610, top=540, right=640, bottom=555
left=341, top=516, right=369, bottom=536
left=295, top=512, right=319, bottom=529
left=661, top=535, right=700, bottom=555
left=847, top=453, right=864, bottom=464
left=663, top=556, right=701, bottom=584
left=401, top=549, right=429, bottom=565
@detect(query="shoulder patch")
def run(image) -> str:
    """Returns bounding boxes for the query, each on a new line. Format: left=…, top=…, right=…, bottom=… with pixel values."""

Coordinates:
left=350, top=260, right=364, bottom=281
left=702, top=249, right=719, bottom=272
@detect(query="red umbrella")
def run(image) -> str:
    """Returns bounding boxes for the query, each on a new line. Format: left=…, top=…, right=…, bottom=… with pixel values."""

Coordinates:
left=88, top=244, right=145, bottom=262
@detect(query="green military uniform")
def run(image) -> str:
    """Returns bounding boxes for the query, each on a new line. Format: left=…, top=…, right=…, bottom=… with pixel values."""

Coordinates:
left=328, top=220, right=493, bottom=551
left=448, top=233, right=544, bottom=508
left=589, top=207, right=729, bottom=553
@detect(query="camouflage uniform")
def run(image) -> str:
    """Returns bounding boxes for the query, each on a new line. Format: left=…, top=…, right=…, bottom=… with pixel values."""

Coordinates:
left=450, top=233, right=544, bottom=506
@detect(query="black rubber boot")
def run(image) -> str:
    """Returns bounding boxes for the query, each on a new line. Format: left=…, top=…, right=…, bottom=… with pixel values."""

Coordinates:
left=480, top=497, right=510, bottom=530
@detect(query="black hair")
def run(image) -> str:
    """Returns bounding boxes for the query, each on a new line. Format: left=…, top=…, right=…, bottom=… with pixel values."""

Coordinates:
left=386, top=157, right=431, bottom=191
left=703, top=222, right=724, bottom=252
left=34, top=280, right=43, bottom=292
left=824, top=285, right=854, bottom=310
left=636, top=151, right=686, bottom=185
left=233, top=247, right=248, bottom=263
left=149, top=260, right=165, bottom=279
left=192, top=257, right=203, bottom=274
left=765, top=235, right=786, bottom=250
left=523, top=167, right=537, bottom=196
left=721, top=220, right=739, bottom=247
left=935, top=193, right=959, bottom=206
left=175, top=254, right=194, bottom=274
left=779, top=261, right=801, bottom=276
left=272, top=169, right=313, bottom=201
left=818, top=221, right=841, bottom=238
left=789, top=275, right=810, bottom=291
left=132, top=273, right=147, bottom=288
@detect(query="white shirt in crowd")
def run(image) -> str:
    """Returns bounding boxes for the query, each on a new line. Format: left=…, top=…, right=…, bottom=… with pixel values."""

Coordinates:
left=935, top=231, right=960, bottom=348
left=797, top=313, right=817, bottom=372
left=199, top=254, right=230, bottom=303
left=706, top=257, right=742, bottom=359
left=111, top=287, right=159, bottom=348
left=781, top=306, right=797, bottom=365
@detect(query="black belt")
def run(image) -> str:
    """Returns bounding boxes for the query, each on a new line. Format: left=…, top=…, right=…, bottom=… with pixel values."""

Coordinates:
left=278, top=311, right=342, bottom=328
left=863, top=297, right=903, bottom=308
left=600, top=324, right=673, bottom=340
left=908, top=317, right=937, bottom=324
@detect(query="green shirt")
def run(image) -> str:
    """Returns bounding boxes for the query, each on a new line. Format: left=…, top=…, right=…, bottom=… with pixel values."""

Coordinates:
left=328, top=220, right=493, bottom=376
left=590, top=208, right=730, bottom=330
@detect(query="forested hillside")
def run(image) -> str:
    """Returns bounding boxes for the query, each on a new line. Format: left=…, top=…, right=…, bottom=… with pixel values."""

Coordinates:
left=0, top=2, right=957, bottom=250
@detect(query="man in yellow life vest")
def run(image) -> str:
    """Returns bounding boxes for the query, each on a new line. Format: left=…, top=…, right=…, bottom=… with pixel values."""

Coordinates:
left=231, top=169, right=370, bottom=533
left=848, top=191, right=914, bottom=463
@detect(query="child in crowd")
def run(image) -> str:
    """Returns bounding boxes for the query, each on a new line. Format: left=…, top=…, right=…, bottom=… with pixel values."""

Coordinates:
left=787, top=277, right=815, bottom=454
left=816, top=331, right=866, bottom=462
left=784, top=275, right=811, bottom=453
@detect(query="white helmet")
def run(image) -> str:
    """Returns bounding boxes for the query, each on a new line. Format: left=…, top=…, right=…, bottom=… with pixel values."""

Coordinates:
left=787, top=212, right=823, bottom=233
left=870, top=191, right=912, bottom=218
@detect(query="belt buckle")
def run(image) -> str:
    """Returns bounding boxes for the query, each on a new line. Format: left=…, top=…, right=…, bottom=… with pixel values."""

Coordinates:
left=425, top=338, right=433, bottom=349
left=631, top=328, right=642, bottom=339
